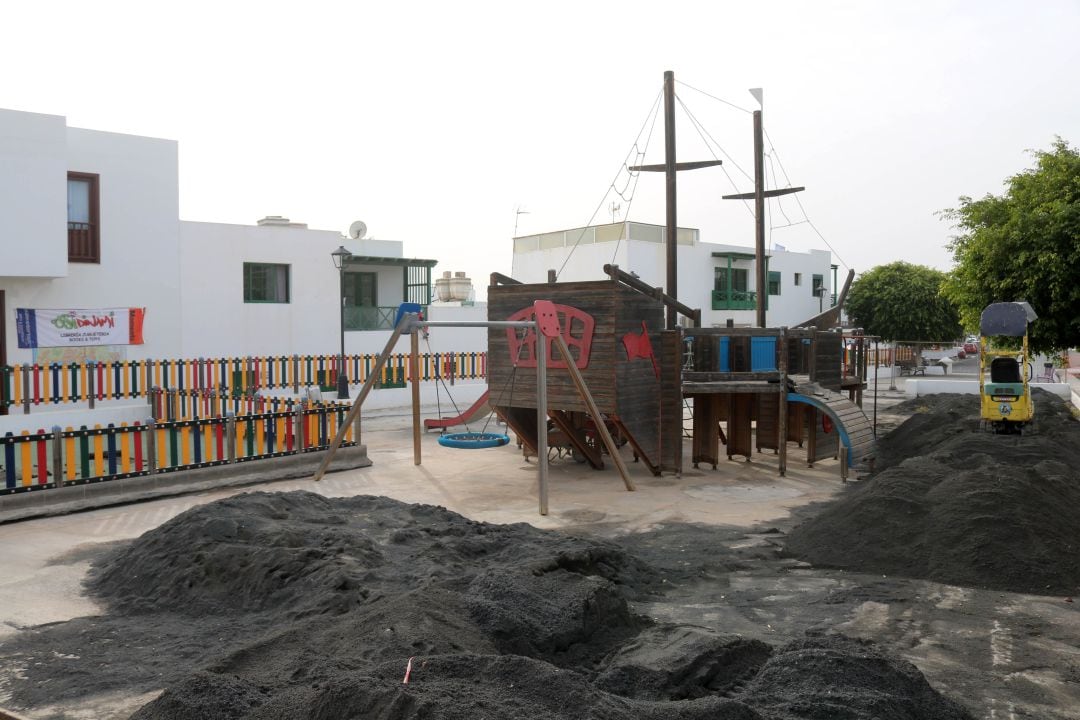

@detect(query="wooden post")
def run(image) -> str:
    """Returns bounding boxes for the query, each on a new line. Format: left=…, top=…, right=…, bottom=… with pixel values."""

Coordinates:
left=314, top=314, right=412, bottom=481
left=663, top=70, right=678, bottom=330
left=19, top=365, right=29, bottom=414
left=552, top=334, right=635, bottom=492
left=753, top=110, right=766, bottom=328
left=86, top=362, right=95, bottom=411
left=778, top=327, right=788, bottom=477
left=537, top=329, right=548, bottom=515
left=411, top=329, right=421, bottom=466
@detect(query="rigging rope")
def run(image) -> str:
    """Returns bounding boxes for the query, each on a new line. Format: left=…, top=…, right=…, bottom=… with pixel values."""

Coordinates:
left=556, top=87, right=663, bottom=280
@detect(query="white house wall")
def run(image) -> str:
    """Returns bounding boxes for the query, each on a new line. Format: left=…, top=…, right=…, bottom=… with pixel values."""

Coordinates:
left=180, top=221, right=372, bottom=358
left=510, top=231, right=833, bottom=329
left=1, top=114, right=182, bottom=365
left=0, top=109, right=70, bottom=278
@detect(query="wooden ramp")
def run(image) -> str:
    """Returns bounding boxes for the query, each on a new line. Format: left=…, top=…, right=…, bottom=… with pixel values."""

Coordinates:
left=788, top=382, right=875, bottom=471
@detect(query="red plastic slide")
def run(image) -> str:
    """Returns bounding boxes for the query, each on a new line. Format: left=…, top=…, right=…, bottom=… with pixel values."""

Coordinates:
left=423, top=390, right=492, bottom=430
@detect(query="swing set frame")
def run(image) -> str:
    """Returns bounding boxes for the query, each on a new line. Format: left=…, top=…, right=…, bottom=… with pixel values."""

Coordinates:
left=313, top=307, right=555, bottom=514
left=313, top=301, right=634, bottom=515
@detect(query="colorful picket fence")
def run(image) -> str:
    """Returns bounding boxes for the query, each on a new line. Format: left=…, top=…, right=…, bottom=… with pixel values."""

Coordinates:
left=0, top=401, right=358, bottom=495
left=1, top=351, right=487, bottom=412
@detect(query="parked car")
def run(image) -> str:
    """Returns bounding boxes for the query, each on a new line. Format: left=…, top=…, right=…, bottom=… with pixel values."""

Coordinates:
left=963, top=341, right=978, bottom=354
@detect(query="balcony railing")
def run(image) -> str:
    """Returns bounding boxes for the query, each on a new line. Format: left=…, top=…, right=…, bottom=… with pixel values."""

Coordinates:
left=711, top=289, right=756, bottom=311
left=344, top=305, right=427, bottom=331
left=68, top=222, right=99, bottom=263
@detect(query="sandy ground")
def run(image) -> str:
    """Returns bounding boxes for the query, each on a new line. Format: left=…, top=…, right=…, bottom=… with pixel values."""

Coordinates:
left=1, top=377, right=1078, bottom=718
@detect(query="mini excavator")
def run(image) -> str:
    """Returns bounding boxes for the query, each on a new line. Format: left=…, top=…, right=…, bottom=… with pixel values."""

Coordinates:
left=978, top=301, right=1038, bottom=434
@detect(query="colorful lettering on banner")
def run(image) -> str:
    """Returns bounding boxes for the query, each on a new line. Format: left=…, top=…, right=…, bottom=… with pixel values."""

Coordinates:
left=505, top=304, right=595, bottom=370
left=15, top=308, right=145, bottom=348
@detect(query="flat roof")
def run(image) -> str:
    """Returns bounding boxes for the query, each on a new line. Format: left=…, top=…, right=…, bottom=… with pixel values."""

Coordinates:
left=345, top=256, right=438, bottom=268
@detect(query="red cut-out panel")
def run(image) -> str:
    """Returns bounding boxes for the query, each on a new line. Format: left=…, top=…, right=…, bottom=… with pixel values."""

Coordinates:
left=622, top=321, right=660, bottom=379
left=505, top=303, right=595, bottom=369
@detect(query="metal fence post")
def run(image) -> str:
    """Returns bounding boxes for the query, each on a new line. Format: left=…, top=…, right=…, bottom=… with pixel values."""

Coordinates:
left=22, top=365, right=31, bottom=414
left=294, top=400, right=304, bottom=453
left=226, top=411, right=236, bottom=463
left=86, top=362, right=96, bottom=411
left=147, top=419, right=157, bottom=473
left=146, top=360, right=154, bottom=405
left=51, top=425, right=63, bottom=488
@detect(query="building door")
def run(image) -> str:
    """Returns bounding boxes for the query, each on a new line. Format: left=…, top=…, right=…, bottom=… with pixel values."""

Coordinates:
left=345, top=272, right=378, bottom=308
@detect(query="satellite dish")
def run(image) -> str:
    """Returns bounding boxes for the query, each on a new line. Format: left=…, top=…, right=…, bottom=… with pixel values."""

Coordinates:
left=348, top=220, right=368, bottom=240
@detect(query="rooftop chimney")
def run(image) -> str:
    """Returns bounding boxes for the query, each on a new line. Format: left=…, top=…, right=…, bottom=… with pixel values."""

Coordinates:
left=256, top=216, right=308, bottom=228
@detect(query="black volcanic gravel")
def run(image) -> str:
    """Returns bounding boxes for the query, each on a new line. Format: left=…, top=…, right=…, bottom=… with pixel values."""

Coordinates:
left=786, top=390, right=1080, bottom=595
left=4, top=491, right=972, bottom=719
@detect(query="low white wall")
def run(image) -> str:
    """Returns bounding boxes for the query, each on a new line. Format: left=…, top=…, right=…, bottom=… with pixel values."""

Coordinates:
left=1, top=382, right=490, bottom=436
left=906, top=379, right=1073, bottom=401
left=0, top=404, right=152, bottom=435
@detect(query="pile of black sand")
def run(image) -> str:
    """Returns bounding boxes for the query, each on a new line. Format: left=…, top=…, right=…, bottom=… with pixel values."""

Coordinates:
left=786, top=389, right=1080, bottom=595
left=9, top=491, right=973, bottom=719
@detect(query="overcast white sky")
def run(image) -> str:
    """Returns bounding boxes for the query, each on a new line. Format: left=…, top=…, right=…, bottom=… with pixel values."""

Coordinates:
left=4, top=1, right=1078, bottom=297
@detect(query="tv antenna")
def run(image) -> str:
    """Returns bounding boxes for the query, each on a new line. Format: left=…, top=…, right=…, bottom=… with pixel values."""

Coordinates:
left=609, top=201, right=621, bottom=223
left=513, top=205, right=530, bottom=236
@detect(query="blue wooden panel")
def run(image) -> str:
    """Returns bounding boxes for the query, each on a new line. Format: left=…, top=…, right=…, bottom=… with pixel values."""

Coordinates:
left=751, top=337, right=777, bottom=371
left=719, top=337, right=730, bottom=372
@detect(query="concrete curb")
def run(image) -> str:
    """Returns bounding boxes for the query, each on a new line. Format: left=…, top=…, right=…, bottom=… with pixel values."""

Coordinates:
left=0, top=445, right=371, bottom=525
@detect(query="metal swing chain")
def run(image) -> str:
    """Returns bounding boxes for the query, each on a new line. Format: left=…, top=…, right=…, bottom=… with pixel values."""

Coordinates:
left=423, top=333, right=469, bottom=430
left=479, top=325, right=529, bottom=435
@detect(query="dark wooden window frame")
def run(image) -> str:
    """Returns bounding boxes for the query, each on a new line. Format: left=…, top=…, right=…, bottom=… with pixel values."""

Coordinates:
left=67, top=171, right=100, bottom=263
left=243, top=262, right=291, bottom=303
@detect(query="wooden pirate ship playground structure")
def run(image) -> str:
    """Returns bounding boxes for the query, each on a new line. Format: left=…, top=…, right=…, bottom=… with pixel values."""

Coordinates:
left=315, top=69, right=875, bottom=513
left=484, top=267, right=875, bottom=483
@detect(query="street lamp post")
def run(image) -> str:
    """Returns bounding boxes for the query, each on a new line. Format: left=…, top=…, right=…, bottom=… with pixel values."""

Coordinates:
left=331, top=246, right=352, bottom=399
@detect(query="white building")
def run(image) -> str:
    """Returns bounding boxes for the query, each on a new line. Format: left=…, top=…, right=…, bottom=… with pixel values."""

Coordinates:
left=0, top=108, right=484, bottom=370
left=511, top=221, right=836, bottom=328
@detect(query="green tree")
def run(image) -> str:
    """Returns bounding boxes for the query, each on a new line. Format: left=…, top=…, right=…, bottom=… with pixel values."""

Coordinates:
left=942, top=139, right=1080, bottom=353
left=845, top=262, right=961, bottom=342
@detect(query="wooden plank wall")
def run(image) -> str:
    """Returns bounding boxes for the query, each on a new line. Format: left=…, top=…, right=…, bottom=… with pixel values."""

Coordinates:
left=613, top=291, right=665, bottom=471
left=488, top=281, right=618, bottom=414
left=812, top=332, right=843, bottom=391
left=807, top=408, right=839, bottom=464
left=488, top=281, right=668, bottom=470
left=658, top=331, right=683, bottom=473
